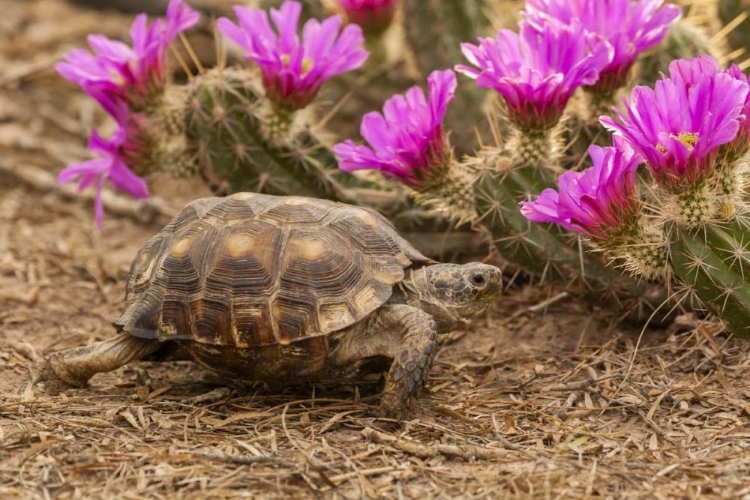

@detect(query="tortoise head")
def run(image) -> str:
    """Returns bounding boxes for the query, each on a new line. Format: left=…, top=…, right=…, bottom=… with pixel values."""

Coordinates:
left=406, top=262, right=502, bottom=332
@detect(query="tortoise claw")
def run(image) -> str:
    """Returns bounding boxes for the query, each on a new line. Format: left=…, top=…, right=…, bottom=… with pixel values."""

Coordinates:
left=378, top=393, right=411, bottom=421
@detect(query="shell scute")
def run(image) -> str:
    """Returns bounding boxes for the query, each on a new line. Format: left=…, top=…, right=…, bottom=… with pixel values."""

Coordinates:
left=257, top=196, right=337, bottom=227
left=328, top=207, right=426, bottom=268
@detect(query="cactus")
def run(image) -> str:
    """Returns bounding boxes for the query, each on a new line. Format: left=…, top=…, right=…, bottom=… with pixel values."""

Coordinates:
left=669, top=218, right=750, bottom=338
left=401, top=0, right=493, bottom=154
left=181, top=67, right=480, bottom=257
left=518, top=48, right=750, bottom=336
left=473, top=150, right=658, bottom=302
left=475, top=172, right=668, bottom=323
left=61, top=0, right=750, bottom=329
left=184, top=68, right=384, bottom=204
left=474, top=158, right=600, bottom=281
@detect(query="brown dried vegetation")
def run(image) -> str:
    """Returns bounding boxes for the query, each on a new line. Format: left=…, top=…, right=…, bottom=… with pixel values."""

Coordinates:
left=1, top=1, right=750, bottom=498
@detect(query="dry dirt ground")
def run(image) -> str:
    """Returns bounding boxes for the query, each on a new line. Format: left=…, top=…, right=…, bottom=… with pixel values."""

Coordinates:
left=2, top=1, right=750, bottom=499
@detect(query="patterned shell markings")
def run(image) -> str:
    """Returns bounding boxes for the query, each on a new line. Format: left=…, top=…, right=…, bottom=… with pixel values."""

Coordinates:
left=114, top=193, right=430, bottom=347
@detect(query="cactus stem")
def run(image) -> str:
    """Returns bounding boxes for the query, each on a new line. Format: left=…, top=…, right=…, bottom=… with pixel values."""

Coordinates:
left=612, top=219, right=669, bottom=280
left=505, top=125, right=564, bottom=171
left=412, top=161, right=478, bottom=225
left=581, top=87, right=619, bottom=123
left=255, top=100, right=310, bottom=147
left=669, top=217, right=750, bottom=338
left=663, top=182, right=718, bottom=227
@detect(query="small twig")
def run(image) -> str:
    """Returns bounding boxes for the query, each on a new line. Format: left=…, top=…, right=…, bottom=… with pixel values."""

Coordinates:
left=555, top=391, right=582, bottom=420
left=494, top=437, right=560, bottom=468
left=513, top=371, right=542, bottom=392
left=433, top=406, right=474, bottom=424
left=0, top=157, right=178, bottom=224
left=547, top=374, right=624, bottom=393
left=325, top=466, right=398, bottom=486
left=507, top=291, right=571, bottom=320
left=361, top=427, right=507, bottom=461
left=0, top=286, right=40, bottom=306
left=635, top=409, right=678, bottom=447
left=185, top=387, right=233, bottom=406
left=183, top=450, right=289, bottom=466
left=527, top=292, right=570, bottom=313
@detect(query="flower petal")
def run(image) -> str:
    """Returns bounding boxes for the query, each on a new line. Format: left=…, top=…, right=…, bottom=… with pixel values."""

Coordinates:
left=456, top=21, right=610, bottom=129
left=336, top=70, right=456, bottom=187
left=219, top=0, right=366, bottom=110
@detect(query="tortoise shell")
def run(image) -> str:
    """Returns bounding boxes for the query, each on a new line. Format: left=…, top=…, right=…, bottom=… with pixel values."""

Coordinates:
left=113, top=193, right=430, bottom=347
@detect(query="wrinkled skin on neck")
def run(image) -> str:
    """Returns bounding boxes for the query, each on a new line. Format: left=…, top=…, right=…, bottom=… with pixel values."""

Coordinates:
left=394, top=262, right=503, bottom=333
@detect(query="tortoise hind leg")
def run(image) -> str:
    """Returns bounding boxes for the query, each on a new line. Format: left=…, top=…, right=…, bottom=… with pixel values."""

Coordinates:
left=39, top=334, right=160, bottom=394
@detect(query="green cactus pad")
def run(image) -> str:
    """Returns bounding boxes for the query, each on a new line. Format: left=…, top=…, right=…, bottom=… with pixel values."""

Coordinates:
left=670, top=218, right=750, bottom=338
left=473, top=155, right=668, bottom=321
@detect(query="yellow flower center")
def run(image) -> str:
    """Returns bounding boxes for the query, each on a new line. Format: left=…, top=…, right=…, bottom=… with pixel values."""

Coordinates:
left=671, top=132, right=699, bottom=151
left=656, top=132, right=699, bottom=153
left=280, top=54, right=314, bottom=76
left=110, top=69, right=125, bottom=85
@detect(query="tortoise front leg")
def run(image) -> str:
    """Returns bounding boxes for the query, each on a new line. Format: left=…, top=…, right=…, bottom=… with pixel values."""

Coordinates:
left=378, top=306, right=439, bottom=420
left=329, top=305, right=439, bottom=419
left=39, top=334, right=160, bottom=393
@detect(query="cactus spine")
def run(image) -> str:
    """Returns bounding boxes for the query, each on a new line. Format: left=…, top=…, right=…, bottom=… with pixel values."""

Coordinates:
left=412, top=161, right=478, bottom=225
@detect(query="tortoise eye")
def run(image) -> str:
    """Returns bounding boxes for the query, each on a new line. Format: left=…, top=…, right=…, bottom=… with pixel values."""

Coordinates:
left=471, top=273, right=486, bottom=286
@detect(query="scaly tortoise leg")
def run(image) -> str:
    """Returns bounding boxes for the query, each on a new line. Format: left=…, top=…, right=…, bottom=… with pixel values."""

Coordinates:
left=38, top=334, right=160, bottom=394
left=327, top=304, right=439, bottom=420
left=378, top=306, right=438, bottom=420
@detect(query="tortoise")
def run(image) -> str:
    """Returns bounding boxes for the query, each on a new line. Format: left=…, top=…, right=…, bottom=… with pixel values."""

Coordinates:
left=40, top=193, right=502, bottom=419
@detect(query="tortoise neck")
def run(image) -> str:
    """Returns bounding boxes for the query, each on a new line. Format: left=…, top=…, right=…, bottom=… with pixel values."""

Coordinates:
left=390, top=268, right=424, bottom=304
left=391, top=268, right=456, bottom=333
